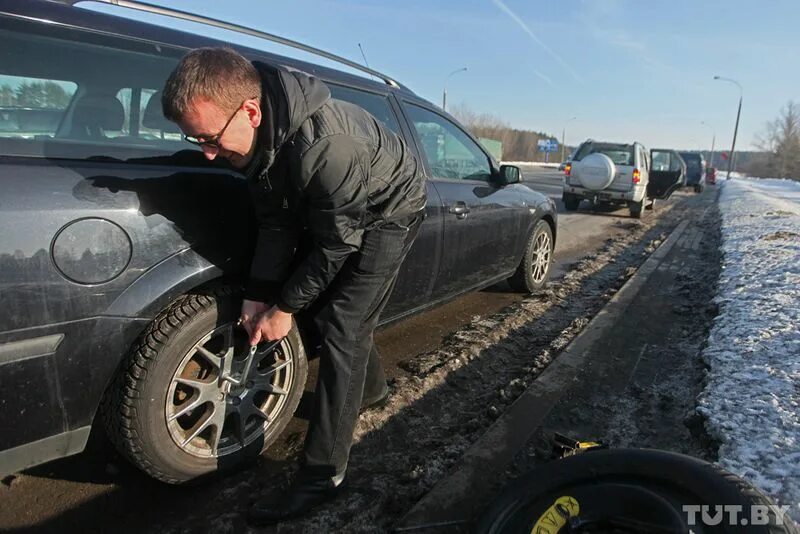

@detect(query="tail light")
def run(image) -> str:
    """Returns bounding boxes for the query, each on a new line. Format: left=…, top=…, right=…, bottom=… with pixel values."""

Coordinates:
left=565, top=163, right=572, bottom=176
left=632, top=168, right=641, bottom=183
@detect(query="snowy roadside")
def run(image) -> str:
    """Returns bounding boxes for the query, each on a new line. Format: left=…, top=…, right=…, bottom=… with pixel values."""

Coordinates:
left=698, top=177, right=800, bottom=521
left=502, top=161, right=562, bottom=168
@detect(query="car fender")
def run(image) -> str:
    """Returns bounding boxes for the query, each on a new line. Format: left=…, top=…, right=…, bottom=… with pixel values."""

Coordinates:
left=103, top=247, right=246, bottom=321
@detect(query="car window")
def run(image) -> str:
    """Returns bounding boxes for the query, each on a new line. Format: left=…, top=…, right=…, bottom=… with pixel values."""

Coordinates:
left=670, top=152, right=684, bottom=172
left=114, top=88, right=184, bottom=143
left=652, top=150, right=682, bottom=171
left=0, top=18, right=194, bottom=159
left=0, top=75, right=77, bottom=139
left=574, top=142, right=635, bottom=166
left=679, top=153, right=702, bottom=170
left=404, top=103, right=492, bottom=181
left=327, top=84, right=401, bottom=135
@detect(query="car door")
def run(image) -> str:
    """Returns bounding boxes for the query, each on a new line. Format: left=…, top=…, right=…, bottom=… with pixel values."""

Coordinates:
left=324, top=83, right=442, bottom=321
left=400, top=101, right=526, bottom=301
left=649, top=149, right=685, bottom=199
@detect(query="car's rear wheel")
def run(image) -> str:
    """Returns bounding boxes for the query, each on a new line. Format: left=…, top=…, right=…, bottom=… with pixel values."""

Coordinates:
left=563, top=194, right=581, bottom=212
left=102, top=288, right=307, bottom=484
left=508, top=220, right=553, bottom=293
left=629, top=196, right=645, bottom=218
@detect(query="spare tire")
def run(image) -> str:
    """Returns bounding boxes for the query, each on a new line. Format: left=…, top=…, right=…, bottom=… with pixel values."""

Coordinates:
left=476, top=448, right=798, bottom=534
left=575, top=153, right=616, bottom=191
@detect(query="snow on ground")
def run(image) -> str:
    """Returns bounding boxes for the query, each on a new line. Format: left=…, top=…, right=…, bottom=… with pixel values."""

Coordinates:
left=698, top=177, right=800, bottom=520
left=502, top=161, right=562, bottom=168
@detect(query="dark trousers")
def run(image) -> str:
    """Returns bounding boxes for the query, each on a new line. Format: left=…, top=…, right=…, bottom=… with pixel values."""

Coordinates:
left=302, top=214, right=422, bottom=476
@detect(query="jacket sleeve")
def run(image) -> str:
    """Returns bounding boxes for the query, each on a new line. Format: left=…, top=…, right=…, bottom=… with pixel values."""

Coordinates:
left=244, top=174, right=300, bottom=302
left=276, top=135, right=368, bottom=313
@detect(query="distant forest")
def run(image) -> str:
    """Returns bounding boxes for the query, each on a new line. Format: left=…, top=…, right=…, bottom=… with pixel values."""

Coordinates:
left=448, top=103, right=568, bottom=162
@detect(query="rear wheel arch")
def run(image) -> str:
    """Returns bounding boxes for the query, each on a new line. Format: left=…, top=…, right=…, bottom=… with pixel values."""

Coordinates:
left=89, top=274, right=240, bottom=430
left=540, top=214, right=557, bottom=246
left=104, top=248, right=244, bottom=320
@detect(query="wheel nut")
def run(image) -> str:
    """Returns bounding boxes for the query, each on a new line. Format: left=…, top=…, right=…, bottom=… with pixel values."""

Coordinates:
left=217, top=393, right=225, bottom=401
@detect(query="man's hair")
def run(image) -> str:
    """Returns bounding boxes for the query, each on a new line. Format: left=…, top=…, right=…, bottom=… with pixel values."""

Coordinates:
left=162, top=47, right=261, bottom=121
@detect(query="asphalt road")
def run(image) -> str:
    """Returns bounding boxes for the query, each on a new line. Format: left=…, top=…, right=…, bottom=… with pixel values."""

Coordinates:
left=0, top=165, right=669, bottom=533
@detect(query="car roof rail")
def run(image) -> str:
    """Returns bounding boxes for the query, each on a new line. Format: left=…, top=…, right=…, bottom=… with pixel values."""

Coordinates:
left=51, top=0, right=401, bottom=88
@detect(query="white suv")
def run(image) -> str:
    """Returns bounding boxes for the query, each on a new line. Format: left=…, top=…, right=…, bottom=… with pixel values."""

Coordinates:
left=562, top=140, right=684, bottom=218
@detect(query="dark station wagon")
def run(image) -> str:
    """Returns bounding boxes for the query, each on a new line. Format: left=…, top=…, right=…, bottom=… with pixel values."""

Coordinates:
left=0, top=0, right=557, bottom=482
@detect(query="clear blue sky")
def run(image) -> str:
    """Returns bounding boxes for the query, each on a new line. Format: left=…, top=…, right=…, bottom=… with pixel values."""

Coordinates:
left=87, top=0, right=800, bottom=151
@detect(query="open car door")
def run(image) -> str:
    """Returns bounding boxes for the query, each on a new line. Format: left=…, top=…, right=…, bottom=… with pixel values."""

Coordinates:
left=648, top=149, right=686, bottom=199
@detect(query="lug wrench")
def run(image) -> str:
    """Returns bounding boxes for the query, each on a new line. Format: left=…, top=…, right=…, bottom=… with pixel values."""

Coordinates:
left=222, top=320, right=279, bottom=387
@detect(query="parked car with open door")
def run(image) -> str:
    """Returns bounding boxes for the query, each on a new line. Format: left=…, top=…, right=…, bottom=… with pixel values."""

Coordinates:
left=562, top=140, right=685, bottom=218
left=678, top=151, right=706, bottom=193
left=649, top=148, right=687, bottom=206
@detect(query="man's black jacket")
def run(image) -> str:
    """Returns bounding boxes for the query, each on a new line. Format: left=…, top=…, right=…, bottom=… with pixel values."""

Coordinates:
left=243, top=62, right=426, bottom=313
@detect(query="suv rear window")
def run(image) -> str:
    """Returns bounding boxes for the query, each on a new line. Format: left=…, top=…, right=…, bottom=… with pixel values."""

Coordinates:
left=574, top=142, right=635, bottom=166
left=679, top=152, right=702, bottom=169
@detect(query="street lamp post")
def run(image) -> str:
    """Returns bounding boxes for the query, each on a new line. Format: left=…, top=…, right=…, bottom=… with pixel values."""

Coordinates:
left=442, top=67, right=467, bottom=112
left=561, top=116, right=577, bottom=162
left=713, top=75, right=743, bottom=180
left=700, top=121, right=716, bottom=168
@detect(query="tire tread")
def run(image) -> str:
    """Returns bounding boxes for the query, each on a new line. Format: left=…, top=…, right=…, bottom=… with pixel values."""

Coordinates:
left=101, top=287, right=236, bottom=484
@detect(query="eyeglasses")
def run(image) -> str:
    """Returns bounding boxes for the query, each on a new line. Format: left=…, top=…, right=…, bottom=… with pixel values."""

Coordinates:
left=184, top=100, right=247, bottom=148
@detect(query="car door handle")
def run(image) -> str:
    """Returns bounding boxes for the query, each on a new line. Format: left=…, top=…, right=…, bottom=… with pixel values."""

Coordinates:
left=448, top=203, right=470, bottom=219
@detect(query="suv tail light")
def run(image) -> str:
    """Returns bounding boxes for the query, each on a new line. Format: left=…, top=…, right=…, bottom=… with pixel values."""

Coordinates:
left=632, top=168, right=641, bottom=183
left=565, top=163, right=572, bottom=176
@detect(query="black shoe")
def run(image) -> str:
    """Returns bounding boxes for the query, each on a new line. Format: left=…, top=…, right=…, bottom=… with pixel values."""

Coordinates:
left=359, top=385, right=390, bottom=413
left=248, top=472, right=346, bottom=525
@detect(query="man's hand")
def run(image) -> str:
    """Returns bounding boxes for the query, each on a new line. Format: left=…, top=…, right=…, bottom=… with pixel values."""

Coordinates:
left=240, top=299, right=269, bottom=335
left=245, top=304, right=293, bottom=346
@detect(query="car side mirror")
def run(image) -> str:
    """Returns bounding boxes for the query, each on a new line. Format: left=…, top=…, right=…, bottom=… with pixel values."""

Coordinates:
left=497, top=165, right=522, bottom=186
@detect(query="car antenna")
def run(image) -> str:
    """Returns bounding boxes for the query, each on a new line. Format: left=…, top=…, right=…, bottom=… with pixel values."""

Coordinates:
left=358, top=43, right=377, bottom=82
left=54, top=0, right=400, bottom=87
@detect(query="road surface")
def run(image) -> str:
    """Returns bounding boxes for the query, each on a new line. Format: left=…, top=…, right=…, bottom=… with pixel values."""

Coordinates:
left=0, top=165, right=678, bottom=533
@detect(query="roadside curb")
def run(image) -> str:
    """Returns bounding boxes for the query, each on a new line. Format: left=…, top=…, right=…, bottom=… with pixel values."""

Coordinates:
left=395, top=219, right=691, bottom=532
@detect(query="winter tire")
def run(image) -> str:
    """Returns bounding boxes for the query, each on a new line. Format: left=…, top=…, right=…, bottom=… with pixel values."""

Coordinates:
left=563, top=194, right=581, bottom=212
left=476, top=448, right=798, bottom=534
left=508, top=220, right=553, bottom=293
left=629, top=196, right=645, bottom=218
left=102, top=288, right=308, bottom=484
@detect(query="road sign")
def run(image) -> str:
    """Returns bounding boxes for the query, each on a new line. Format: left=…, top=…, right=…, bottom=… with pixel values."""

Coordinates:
left=537, top=139, right=559, bottom=153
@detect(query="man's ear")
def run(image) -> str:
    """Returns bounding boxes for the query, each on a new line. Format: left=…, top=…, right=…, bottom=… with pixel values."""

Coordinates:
left=243, top=99, right=261, bottom=128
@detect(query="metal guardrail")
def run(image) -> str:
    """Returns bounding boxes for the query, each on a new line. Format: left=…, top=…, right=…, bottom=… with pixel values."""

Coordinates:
left=50, top=0, right=400, bottom=88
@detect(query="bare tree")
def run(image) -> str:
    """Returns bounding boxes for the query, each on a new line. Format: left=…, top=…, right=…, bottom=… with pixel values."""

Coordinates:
left=449, top=103, right=561, bottom=161
left=752, top=101, right=800, bottom=179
